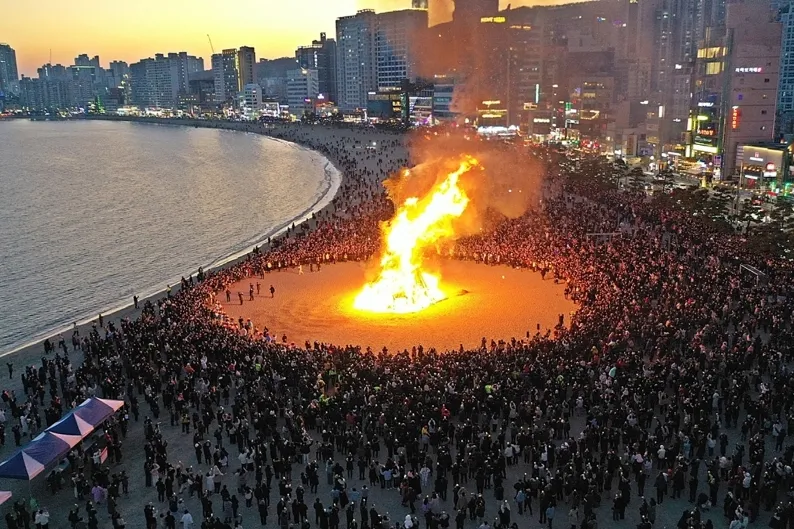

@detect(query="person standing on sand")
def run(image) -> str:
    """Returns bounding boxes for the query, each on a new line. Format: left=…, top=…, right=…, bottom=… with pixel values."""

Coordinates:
left=226, top=289, right=231, bottom=303
left=98, top=313, right=104, bottom=327
left=256, top=283, right=261, bottom=295
left=6, top=363, right=12, bottom=379
left=134, top=295, right=139, bottom=309
left=270, top=285, right=275, bottom=298
left=238, top=293, right=244, bottom=305
left=249, top=284, right=255, bottom=301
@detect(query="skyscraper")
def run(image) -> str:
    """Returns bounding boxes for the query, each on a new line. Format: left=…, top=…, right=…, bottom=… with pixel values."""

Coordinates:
left=213, top=49, right=240, bottom=103
left=375, top=9, right=429, bottom=91
left=296, top=33, right=338, bottom=103
left=0, top=43, right=20, bottom=95
left=336, top=10, right=378, bottom=111
left=237, top=46, right=256, bottom=91
left=776, top=1, right=794, bottom=135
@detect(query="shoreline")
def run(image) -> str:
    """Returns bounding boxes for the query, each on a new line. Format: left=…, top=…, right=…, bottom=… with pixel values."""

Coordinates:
left=0, top=118, right=352, bottom=360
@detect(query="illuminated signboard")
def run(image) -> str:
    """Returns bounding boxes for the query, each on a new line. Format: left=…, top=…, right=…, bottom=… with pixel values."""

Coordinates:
left=481, top=16, right=506, bottom=23
left=533, top=118, right=551, bottom=123
left=697, top=129, right=716, bottom=137
left=509, top=25, right=532, bottom=30
left=731, top=107, right=741, bottom=130
left=697, top=102, right=714, bottom=107
left=766, top=162, right=776, bottom=172
left=735, top=67, right=763, bottom=73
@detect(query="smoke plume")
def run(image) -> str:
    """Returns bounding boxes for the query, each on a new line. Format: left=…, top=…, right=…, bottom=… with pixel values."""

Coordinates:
left=383, top=133, right=545, bottom=239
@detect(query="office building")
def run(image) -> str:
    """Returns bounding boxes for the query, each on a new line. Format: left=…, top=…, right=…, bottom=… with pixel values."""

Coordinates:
left=212, top=49, right=240, bottom=103
left=296, top=33, right=337, bottom=103
left=0, top=43, right=19, bottom=95
left=237, top=46, right=256, bottom=91
left=336, top=10, right=378, bottom=111
left=287, top=68, right=320, bottom=116
left=375, top=9, right=428, bottom=91
left=723, top=2, right=781, bottom=179
left=688, top=0, right=781, bottom=178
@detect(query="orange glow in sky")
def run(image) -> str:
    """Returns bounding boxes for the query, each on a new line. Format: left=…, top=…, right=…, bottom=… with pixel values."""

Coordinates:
left=2, top=0, right=586, bottom=76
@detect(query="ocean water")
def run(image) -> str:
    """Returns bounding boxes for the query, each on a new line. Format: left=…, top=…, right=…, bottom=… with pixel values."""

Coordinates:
left=0, top=119, right=339, bottom=356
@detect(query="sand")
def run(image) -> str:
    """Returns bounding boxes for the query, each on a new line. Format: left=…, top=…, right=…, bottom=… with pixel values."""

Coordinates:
left=221, top=259, right=578, bottom=353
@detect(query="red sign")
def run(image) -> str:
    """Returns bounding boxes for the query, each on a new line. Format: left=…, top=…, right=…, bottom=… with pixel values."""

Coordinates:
left=766, top=162, right=776, bottom=172
left=731, top=107, right=741, bottom=130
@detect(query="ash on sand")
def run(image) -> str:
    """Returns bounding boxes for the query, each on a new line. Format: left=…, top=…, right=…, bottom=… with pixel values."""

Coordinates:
left=221, top=260, right=577, bottom=353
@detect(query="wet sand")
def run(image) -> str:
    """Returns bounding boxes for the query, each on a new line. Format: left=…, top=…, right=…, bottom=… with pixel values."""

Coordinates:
left=221, top=260, right=578, bottom=352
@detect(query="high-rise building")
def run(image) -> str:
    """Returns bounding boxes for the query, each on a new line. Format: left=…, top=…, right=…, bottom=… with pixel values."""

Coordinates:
left=296, top=33, right=337, bottom=103
left=687, top=0, right=781, bottom=178
left=74, top=54, right=101, bottom=68
left=0, top=43, right=20, bottom=95
left=287, top=68, right=320, bottom=116
left=130, top=54, right=174, bottom=108
left=187, top=56, right=204, bottom=76
left=375, top=9, right=428, bottom=91
left=168, top=52, right=191, bottom=101
left=776, top=1, right=794, bottom=135
left=237, top=46, right=256, bottom=91
left=212, top=49, right=240, bottom=104
left=722, top=1, right=781, bottom=178
left=336, top=10, right=378, bottom=111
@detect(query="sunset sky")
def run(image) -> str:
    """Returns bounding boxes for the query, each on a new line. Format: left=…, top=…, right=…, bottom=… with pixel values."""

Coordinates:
left=2, top=0, right=586, bottom=76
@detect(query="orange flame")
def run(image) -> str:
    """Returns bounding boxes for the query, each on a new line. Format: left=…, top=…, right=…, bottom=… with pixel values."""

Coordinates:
left=353, top=156, right=479, bottom=313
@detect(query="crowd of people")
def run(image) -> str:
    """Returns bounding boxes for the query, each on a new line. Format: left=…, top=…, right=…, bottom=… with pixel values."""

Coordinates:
left=1, top=123, right=793, bottom=529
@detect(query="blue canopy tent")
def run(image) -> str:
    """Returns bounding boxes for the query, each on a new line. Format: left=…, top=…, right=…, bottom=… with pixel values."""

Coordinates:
left=0, top=433, right=70, bottom=480
left=0, top=451, right=46, bottom=480
left=72, top=398, right=123, bottom=427
left=0, top=397, right=124, bottom=481
left=47, top=413, right=94, bottom=447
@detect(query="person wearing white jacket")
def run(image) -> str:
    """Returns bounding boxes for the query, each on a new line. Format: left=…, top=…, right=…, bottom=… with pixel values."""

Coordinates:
left=34, top=508, right=50, bottom=529
left=181, top=509, right=194, bottom=529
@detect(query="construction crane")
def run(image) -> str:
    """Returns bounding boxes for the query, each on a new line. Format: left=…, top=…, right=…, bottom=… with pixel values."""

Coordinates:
left=207, top=34, right=216, bottom=55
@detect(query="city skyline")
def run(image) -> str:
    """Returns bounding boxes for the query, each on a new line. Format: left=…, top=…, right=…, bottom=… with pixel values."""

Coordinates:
left=3, top=0, right=588, bottom=76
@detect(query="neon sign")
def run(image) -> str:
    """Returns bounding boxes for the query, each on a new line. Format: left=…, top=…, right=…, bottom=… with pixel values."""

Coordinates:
left=735, top=67, right=762, bottom=73
left=731, top=107, right=741, bottom=130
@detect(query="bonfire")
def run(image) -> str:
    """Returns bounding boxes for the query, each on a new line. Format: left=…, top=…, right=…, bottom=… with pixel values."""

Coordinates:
left=353, top=156, right=479, bottom=313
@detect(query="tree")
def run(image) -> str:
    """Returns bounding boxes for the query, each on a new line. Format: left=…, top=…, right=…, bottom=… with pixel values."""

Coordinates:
left=627, top=167, right=645, bottom=193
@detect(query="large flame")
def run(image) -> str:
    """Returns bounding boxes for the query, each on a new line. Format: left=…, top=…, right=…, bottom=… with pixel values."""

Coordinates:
left=353, top=156, right=478, bottom=313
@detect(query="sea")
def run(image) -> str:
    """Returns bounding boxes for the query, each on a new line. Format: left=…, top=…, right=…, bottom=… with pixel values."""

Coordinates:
left=0, top=119, right=341, bottom=356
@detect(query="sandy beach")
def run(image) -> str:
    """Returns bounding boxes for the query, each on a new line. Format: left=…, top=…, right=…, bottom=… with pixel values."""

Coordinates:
left=219, top=260, right=577, bottom=353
